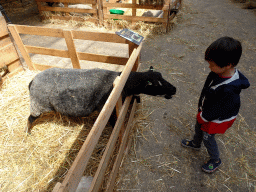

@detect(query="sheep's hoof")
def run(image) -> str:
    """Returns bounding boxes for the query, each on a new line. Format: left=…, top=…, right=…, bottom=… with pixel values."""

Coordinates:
left=25, top=120, right=32, bottom=134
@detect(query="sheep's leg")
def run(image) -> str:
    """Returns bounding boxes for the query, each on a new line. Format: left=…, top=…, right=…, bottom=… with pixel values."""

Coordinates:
left=25, top=115, right=39, bottom=134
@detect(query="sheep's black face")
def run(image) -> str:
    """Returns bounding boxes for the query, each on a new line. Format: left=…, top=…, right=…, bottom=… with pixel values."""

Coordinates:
left=143, top=71, right=176, bottom=99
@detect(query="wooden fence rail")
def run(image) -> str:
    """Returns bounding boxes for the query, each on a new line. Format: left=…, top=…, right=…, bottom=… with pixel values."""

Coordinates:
left=102, top=0, right=181, bottom=31
left=7, top=24, right=141, bottom=192
left=36, top=0, right=99, bottom=23
left=8, top=24, right=137, bottom=71
left=35, top=0, right=182, bottom=32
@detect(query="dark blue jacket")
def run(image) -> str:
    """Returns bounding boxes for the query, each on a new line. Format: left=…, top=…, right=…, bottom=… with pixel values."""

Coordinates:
left=197, top=69, right=250, bottom=134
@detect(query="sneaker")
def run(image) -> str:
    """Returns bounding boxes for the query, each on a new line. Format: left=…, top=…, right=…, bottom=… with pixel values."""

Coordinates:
left=181, top=139, right=201, bottom=150
left=202, top=159, right=222, bottom=173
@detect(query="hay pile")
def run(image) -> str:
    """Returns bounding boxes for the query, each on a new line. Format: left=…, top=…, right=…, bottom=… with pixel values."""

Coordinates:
left=42, top=15, right=175, bottom=37
left=0, top=70, right=114, bottom=191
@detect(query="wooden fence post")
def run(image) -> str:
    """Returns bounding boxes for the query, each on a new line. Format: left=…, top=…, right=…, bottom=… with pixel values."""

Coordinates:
left=8, top=25, right=34, bottom=70
left=129, top=42, right=139, bottom=71
left=132, top=0, right=137, bottom=24
left=63, top=30, right=81, bottom=69
left=97, top=0, right=102, bottom=25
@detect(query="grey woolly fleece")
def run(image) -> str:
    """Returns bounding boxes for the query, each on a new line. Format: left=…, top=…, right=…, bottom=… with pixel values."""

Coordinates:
left=29, top=68, right=120, bottom=117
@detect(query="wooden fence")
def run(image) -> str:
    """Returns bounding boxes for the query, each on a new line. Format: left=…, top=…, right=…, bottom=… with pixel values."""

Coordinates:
left=8, top=24, right=139, bottom=71
left=102, top=0, right=181, bottom=31
left=8, top=24, right=142, bottom=192
left=0, top=15, right=23, bottom=85
left=36, top=0, right=99, bottom=23
left=35, top=0, right=182, bottom=32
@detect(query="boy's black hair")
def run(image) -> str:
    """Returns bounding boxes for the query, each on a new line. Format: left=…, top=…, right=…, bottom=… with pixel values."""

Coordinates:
left=205, top=37, right=242, bottom=67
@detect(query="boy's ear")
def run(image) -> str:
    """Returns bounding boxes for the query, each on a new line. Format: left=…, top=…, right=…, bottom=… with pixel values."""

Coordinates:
left=226, top=63, right=233, bottom=69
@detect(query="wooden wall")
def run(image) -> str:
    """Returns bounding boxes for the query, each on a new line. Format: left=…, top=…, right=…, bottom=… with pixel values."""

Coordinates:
left=0, top=15, right=23, bottom=86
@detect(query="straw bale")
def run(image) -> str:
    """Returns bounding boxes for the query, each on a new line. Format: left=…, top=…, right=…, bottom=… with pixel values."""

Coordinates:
left=0, top=69, right=115, bottom=191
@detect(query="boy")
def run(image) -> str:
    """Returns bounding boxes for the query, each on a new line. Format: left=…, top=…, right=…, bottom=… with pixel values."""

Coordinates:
left=181, top=36, right=250, bottom=173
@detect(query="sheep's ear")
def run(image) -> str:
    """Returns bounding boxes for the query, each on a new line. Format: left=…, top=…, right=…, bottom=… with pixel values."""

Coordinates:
left=149, top=66, right=154, bottom=71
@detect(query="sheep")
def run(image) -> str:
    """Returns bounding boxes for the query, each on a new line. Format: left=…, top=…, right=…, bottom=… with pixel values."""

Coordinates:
left=46, top=2, right=64, bottom=7
left=142, top=10, right=163, bottom=18
left=46, top=2, right=54, bottom=6
left=68, top=4, right=93, bottom=17
left=26, top=67, right=176, bottom=133
left=46, top=2, right=93, bottom=16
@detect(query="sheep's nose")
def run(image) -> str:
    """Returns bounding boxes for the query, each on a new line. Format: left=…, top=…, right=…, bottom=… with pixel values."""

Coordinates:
left=171, top=86, right=176, bottom=95
left=165, top=95, right=173, bottom=99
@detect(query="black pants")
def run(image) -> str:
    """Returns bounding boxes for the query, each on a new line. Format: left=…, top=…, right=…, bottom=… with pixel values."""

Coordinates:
left=192, top=121, right=220, bottom=160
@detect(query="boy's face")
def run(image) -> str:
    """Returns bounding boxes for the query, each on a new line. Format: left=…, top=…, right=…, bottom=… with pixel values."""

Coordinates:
left=207, top=60, right=232, bottom=76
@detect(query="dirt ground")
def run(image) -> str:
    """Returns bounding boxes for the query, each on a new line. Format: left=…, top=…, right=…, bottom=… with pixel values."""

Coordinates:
left=115, top=0, right=256, bottom=191
left=1, top=0, right=256, bottom=191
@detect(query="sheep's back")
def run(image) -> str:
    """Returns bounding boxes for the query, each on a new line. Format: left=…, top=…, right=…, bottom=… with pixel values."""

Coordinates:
left=29, top=68, right=119, bottom=116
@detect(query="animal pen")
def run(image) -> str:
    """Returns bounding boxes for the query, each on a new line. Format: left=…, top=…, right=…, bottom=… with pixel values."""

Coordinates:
left=35, top=0, right=181, bottom=32
left=2, top=21, right=142, bottom=191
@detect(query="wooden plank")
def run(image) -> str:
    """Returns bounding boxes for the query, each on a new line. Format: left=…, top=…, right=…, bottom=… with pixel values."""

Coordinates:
left=113, top=77, right=123, bottom=127
left=25, top=45, right=69, bottom=58
left=0, top=37, right=12, bottom=48
left=97, top=0, right=103, bottom=25
left=25, top=45, right=129, bottom=65
left=63, top=3, right=69, bottom=16
left=78, top=52, right=128, bottom=65
left=132, top=0, right=137, bottom=25
left=115, top=96, right=123, bottom=117
left=36, top=0, right=96, bottom=3
left=104, top=14, right=165, bottom=22
left=52, top=182, right=62, bottom=192
left=34, top=64, right=59, bottom=71
left=105, top=99, right=137, bottom=192
left=163, top=9, right=169, bottom=33
left=36, top=1, right=43, bottom=15
left=8, top=25, right=34, bottom=70
left=0, top=16, right=9, bottom=38
left=128, top=42, right=138, bottom=71
left=103, top=3, right=163, bottom=9
left=0, top=43, right=20, bottom=68
left=14, top=24, right=64, bottom=38
left=57, top=43, right=142, bottom=192
left=2, top=66, right=23, bottom=81
left=63, top=30, right=81, bottom=69
left=132, top=54, right=139, bottom=71
left=7, top=60, right=23, bottom=72
left=43, top=15, right=98, bottom=24
left=89, top=96, right=132, bottom=192
left=40, top=6, right=97, bottom=14
left=33, top=63, right=60, bottom=70
left=72, top=30, right=129, bottom=44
